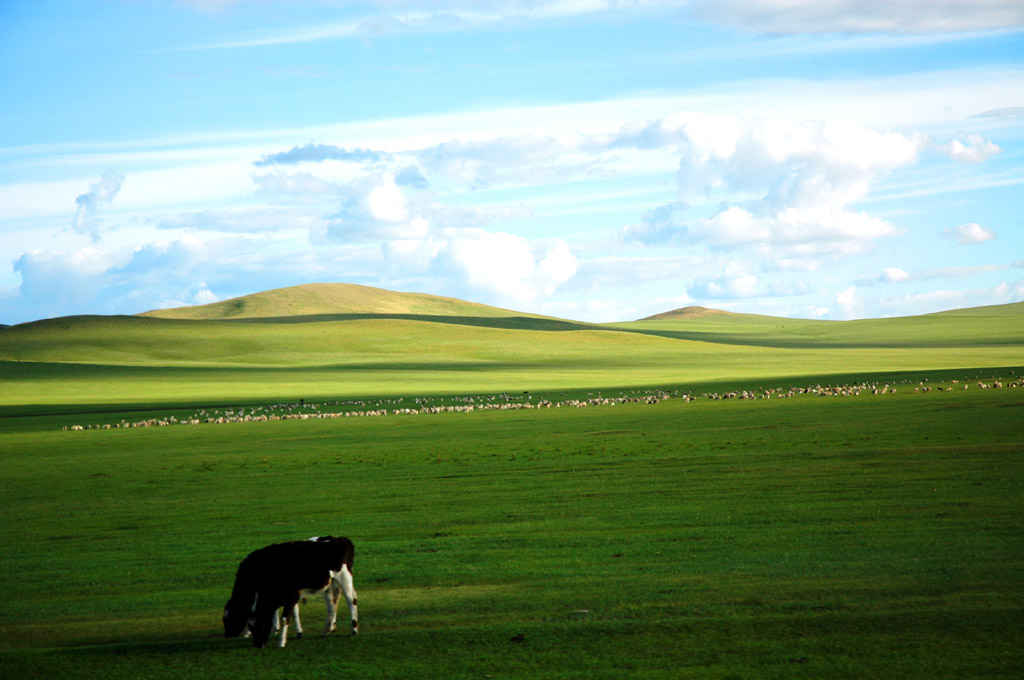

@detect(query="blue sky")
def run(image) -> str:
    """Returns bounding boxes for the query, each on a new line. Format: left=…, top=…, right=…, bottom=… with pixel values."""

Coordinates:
left=1, top=1, right=1022, bottom=325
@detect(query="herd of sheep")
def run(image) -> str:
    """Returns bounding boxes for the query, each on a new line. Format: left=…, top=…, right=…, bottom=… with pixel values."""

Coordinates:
left=61, top=374, right=1020, bottom=432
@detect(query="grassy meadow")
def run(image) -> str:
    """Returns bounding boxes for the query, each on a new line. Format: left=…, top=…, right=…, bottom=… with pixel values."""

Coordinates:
left=0, top=285, right=1022, bottom=678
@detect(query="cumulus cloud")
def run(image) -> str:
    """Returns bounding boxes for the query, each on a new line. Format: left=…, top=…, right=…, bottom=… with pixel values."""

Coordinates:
left=71, top=170, right=124, bottom=241
left=619, top=201, right=688, bottom=245
left=975, top=106, right=1024, bottom=120
left=945, top=223, right=996, bottom=244
left=765, top=279, right=813, bottom=296
left=690, top=0, right=1024, bottom=34
left=417, top=131, right=598, bottom=189
left=255, top=143, right=385, bottom=167
left=855, top=267, right=914, bottom=286
left=938, top=134, right=1001, bottom=163
left=3, top=231, right=386, bottom=324
left=835, top=285, right=863, bottom=319
left=620, top=115, right=916, bottom=262
left=882, top=267, right=912, bottom=283
left=281, top=156, right=579, bottom=306
left=384, top=228, right=577, bottom=307
left=13, top=248, right=118, bottom=319
left=260, top=113, right=988, bottom=272
left=691, top=272, right=759, bottom=299
left=325, top=174, right=414, bottom=241
left=193, top=285, right=220, bottom=305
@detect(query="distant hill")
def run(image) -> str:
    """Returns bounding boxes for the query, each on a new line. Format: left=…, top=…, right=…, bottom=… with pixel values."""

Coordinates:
left=922, top=300, right=1024, bottom=318
left=140, top=282, right=537, bottom=321
left=639, top=300, right=1024, bottom=324
left=640, top=306, right=755, bottom=322
left=1, top=285, right=1021, bottom=386
left=618, top=299, right=1024, bottom=349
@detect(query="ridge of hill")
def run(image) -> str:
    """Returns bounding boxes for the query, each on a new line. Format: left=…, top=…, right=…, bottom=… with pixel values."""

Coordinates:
left=639, top=306, right=764, bottom=322
left=615, top=299, right=1024, bottom=350
left=921, top=300, right=1024, bottom=318
left=1, top=285, right=1021, bottom=375
left=139, top=282, right=540, bottom=321
left=641, top=301, right=1024, bottom=324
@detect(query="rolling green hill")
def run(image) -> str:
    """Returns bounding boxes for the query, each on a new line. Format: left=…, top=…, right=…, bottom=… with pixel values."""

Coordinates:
left=140, top=282, right=545, bottom=321
left=617, top=300, right=1024, bottom=348
left=2, top=286, right=1022, bottom=679
left=1, top=284, right=1021, bottom=407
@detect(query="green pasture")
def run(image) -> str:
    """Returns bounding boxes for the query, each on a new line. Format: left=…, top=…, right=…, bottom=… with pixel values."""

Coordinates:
left=0, top=384, right=1022, bottom=679
left=2, top=299, right=1023, bottom=408
left=1, top=289, right=1022, bottom=677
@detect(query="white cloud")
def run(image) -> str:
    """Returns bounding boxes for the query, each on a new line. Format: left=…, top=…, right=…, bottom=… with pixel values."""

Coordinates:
left=535, top=240, right=579, bottom=296
left=255, top=143, right=385, bottom=167
left=695, top=273, right=759, bottom=299
left=619, top=201, right=689, bottom=245
left=882, top=267, right=912, bottom=283
left=765, top=279, right=813, bottom=296
left=691, top=0, right=1024, bottom=34
left=689, top=261, right=761, bottom=300
left=326, top=174, right=425, bottom=241
left=690, top=207, right=770, bottom=246
left=386, top=228, right=578, bottom=307
left=71, top=170, right=124, bottom=241
left=878, top=280, right=1024, bottom=316
left=435, top=229, right=578, bottom=306
left=938, top=133, right=1001, bottom=163
left=835, top=285, right=862, bottom=319
left=150, top=205, right=323, bottom=234
left=193, top=286, right=220, bottom=305
left=626, top=116, right=915, bottom=259
left=11, top=248, right=123, bottom=320
left=945, top=222, right=996, bottom=244
left=364, top=175, right=409, bottom=223
left=180, top=1, right=677, bottom=49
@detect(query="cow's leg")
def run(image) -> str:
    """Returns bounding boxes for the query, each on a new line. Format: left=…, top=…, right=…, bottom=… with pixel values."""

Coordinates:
left=278, top=596, right=300, bottom=648
left=337, top=565, right=359, bottom=636
left=293, top=604, right=303, bottom=638
left=323, top=582, right=340, bottom=635
left=245, top=593, right=259, bottom=638
left=277, top=614, right=289, bottom=647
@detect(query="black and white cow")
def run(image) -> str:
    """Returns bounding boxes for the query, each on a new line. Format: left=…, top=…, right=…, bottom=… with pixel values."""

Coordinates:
left=223, top=536, right=358, bottom=648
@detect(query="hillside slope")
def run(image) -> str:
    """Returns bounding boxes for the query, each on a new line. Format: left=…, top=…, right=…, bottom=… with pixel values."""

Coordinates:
left=1, top=285, right=1021, bottom=369
left=2, top=287, right=1022, bottom=407
left=617, top=301, right=1024, bottom=349
left=140, top=282, right=542, bottom=321
left=639, top=306, right=765, bottom=322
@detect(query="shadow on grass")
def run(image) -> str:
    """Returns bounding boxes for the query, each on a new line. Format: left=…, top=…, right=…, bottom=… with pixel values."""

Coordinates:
left=225, top=313, right=596, bottom=332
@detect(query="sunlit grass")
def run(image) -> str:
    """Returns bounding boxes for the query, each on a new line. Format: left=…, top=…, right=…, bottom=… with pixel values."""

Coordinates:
left=1, top=292, right=1022, bottom=677
left=1, top=387, right=1022, bottom=678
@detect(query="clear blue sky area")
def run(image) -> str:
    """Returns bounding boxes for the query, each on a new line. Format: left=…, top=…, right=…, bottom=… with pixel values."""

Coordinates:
left=2, top=1, right=1022, bottom=324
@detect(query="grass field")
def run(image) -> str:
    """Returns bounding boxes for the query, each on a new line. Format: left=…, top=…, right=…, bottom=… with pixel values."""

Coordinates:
left=1, top=385, right=1022, bottom=679
left=0, top=285, right=1022, bottom=678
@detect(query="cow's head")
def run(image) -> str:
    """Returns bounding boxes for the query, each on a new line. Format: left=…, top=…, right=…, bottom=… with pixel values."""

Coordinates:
left=223, top=597, right=250, bottom=638
left=247, top=599, right=275, bottom=648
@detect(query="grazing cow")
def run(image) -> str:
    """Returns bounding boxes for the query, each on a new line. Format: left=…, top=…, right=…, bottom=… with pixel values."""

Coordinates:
left=223, top=536, right=358, bottom=648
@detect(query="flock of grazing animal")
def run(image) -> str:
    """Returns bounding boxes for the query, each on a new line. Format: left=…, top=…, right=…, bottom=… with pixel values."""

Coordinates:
left=62, top=375, right=1021, bottom=432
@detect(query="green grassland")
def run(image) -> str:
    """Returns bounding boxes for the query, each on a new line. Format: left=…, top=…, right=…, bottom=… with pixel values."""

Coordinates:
left=1, top=285, right=1022, bottom=409
left=0, top=284, right=1022, bottom=678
